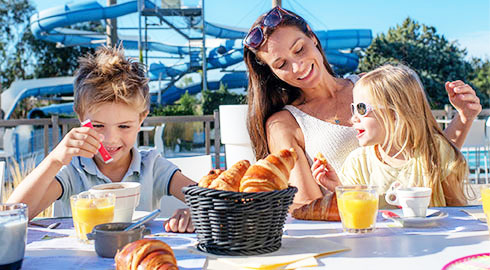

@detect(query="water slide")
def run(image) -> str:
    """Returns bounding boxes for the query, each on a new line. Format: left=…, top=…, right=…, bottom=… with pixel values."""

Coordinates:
left=2, top=0, right=372, bottom=119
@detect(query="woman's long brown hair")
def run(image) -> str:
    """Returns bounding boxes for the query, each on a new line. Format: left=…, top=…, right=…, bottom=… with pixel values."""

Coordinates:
left=244, top=8, right=336, bottom=159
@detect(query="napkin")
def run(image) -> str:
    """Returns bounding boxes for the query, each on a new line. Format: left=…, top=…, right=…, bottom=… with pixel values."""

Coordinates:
left=190, top=236, right=349, bottom=270
left=461, top=208, right=486, bottom=222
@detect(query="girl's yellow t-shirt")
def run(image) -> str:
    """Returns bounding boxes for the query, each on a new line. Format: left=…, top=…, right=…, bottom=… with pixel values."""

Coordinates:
left=339, top=135, right=458, bottom=207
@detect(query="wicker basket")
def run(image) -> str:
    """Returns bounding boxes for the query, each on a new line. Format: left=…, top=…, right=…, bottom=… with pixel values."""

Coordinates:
left=182, top=184, right=297, bottom=256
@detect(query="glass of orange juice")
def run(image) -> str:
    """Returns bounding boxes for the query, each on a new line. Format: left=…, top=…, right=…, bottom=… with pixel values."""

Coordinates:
left=336, top=185, right=378, bottom=233
left=70, top=192, right=115, bottom=242
left=481, top=185, right=490, bottom=235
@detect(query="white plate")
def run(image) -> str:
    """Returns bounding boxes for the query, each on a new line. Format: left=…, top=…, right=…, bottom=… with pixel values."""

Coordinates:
left=132, top=211, right=152, bottom=222
left=382, top=209, right=448, bottom=227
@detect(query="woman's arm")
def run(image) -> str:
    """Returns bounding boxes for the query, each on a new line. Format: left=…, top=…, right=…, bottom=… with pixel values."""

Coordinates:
left=265, top=110, right=323, bottom=210
left=443, top=81, right=482, bottom=148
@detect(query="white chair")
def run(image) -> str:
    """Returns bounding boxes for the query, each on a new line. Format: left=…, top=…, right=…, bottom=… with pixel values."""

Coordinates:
left=154, top=123, right=165, bottom=155
left=0, top=161, right=5, bottom=202
left=0, top=128, right=15, bottom=182
left=461, top=119, right=489, bottom=184
left=137, top=124, right=165, bottom=155
left=160, top=155, right=212, bottom=217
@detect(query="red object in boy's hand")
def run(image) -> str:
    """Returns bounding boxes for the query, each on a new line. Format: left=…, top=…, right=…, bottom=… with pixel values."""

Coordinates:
left=81, top=119, right=113, bottom=164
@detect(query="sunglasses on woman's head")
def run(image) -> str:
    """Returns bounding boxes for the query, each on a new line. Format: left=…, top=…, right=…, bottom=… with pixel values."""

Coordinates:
left=351, top=102, right=375, bottom=117
left=243, top=6, right=298, bottom=49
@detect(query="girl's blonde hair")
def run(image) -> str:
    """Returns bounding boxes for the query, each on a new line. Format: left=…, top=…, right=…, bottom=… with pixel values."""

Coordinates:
left=357, top=64, right=468, bottom=206
left=73, top=46, right=150, bottom=119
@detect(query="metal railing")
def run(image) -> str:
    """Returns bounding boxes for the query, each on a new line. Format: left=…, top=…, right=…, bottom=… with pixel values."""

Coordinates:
left=0, top=111, right=222, bottom=169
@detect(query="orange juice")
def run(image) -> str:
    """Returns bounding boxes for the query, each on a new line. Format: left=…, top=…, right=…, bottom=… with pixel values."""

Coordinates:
left=482, top=186, right=490, bottom=234
left=70, top=193, right=115, bottom=242
left=337, top=188, right=378, bottom=232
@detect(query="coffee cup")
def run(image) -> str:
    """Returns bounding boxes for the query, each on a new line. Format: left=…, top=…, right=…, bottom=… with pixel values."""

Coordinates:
left=385, top=187, right=432, bottom=217
left=89, top=182, right=141, bottom=222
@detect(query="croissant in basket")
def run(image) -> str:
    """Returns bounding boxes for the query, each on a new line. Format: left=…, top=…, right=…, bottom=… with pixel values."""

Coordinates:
left=292, top=191, right=340, bottom=221
left=239, top=148, right=298, bottom=192
left=115, top=239, right=178, bottom=270
left=207, top=160, right=250, bottom=191
left=198, top=169, right=224, bottom=188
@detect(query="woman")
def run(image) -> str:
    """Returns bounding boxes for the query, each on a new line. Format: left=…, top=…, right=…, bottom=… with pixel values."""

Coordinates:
left=243, top=6, right=481, bottom=209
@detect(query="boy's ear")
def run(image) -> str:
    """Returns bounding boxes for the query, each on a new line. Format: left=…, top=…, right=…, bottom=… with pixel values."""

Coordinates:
left=139, top=110, right=149, bottom=124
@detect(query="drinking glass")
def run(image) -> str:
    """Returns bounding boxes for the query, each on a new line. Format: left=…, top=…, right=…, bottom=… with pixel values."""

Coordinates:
left=336, top=185, right=378, bottom=233
left=481, top=185, right=490, bottom=235
left=70, top=192, right=115, bottom=242
left=0, top=203, right=28, bottom=270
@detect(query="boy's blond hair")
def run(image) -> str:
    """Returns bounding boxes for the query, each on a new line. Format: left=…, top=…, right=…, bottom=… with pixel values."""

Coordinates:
left=74, top=46, right=150, bottom=119
left=357, top=64, right=469, bottom=206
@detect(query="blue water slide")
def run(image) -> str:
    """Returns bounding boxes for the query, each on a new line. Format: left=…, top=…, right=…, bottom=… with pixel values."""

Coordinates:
left=1, top=77, right=74, bottom=119
left=10, top=0, right=372, bottom=119
left=27, top=71, right=248, bottom=118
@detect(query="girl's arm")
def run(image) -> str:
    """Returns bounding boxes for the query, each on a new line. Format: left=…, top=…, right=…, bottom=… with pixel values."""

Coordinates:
left=442, top=173, right=467, bottom=206
left=443, top=81, right=482, bottom=148
left=266, top=110, right=323, bottom=210
left=7, top=126, right=101, bottom=220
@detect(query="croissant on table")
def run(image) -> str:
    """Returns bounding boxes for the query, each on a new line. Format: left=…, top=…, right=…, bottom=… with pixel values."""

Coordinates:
left=208, top=160, right=250, bottom=191
left=292, top=191, right=341, bottom=221
left=239, top=148, right=298, bottom=192
left=115, top=239, right=178, bottom=270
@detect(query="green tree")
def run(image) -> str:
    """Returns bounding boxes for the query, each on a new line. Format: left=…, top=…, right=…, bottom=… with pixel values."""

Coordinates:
left=152, top=91, right=198, bottom=116
left=471, top=58, right=490, bottom=108
left=201, top=82, right=247, bottom=115
left=358, top=17, right=488, bottom=108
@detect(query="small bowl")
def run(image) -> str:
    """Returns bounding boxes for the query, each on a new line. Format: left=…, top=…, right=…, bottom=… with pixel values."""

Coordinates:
left=86, top=222, right=150, bottom=258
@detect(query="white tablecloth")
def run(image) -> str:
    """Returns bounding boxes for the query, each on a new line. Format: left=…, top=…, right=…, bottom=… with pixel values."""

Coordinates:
left=23, top=206, right=489, bottom=269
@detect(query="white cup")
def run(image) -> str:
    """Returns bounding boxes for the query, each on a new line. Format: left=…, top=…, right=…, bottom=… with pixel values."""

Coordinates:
left=385, top=187, right=432, bottom=217
left=89, top=182, right=141, bottom=222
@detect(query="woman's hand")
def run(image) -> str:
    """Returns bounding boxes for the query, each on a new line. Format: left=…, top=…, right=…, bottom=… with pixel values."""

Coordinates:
left=164, top=208, right=195, bottom=233
left=311, top=158, right=340, bottom=192
left=445, top=81, right=482, bottom=123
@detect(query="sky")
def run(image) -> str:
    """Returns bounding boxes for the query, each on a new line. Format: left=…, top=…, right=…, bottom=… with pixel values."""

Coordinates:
left=33, top=0, right=490, bottom=60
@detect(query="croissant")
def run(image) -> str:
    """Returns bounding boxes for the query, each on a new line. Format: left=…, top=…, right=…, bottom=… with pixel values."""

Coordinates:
left=315, top=152, right=327, bottom=167
left=292, top=192, right=341, bottom=221
left=239, top=148, right=298, bottom=192
left=208, top=160, right=250, bottom=191
left=115, top=239, right=178, bottom=270
left=198, top=169, right=224, bottom=188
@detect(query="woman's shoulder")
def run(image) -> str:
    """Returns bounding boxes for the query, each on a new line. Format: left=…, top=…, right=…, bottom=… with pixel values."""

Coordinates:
left=266, top=108, right=300, bottom=130
left=266, top=108, right=303, bottom=148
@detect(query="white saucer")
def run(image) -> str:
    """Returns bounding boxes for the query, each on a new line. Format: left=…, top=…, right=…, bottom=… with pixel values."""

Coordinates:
left=382, top=209, right=448, bottom=227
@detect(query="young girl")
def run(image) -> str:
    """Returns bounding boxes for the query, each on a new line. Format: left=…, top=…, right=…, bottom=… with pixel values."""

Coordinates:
left=312, top=64, right=469, bottom=207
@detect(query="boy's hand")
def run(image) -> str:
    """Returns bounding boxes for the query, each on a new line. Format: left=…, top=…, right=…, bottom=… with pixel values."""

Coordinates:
left=49, top=126, right=102, bottom=166
left=445, top=81, right=481, bottom=123
left=164, top=208, right=195, bottom=233
left=311, top=158, right=340, bottom=192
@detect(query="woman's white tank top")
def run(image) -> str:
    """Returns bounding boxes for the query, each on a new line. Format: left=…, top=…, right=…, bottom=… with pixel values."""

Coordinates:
left=283, top=105, right=359, bottom=172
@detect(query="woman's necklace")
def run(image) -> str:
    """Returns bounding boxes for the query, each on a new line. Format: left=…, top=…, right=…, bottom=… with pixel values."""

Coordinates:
left=300, top=97, right=340, bottom=124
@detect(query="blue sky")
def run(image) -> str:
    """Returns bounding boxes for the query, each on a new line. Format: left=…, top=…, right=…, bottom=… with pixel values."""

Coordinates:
left=33, top=0, right=490, bottom=60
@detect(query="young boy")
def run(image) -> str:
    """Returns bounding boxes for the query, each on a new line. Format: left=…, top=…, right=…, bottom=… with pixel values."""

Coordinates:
left=7, top=46, right=195, bottom=233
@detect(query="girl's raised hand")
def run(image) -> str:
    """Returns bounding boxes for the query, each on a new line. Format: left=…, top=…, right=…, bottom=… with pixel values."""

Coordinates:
left=164, top=208, right=195, bottom=233
left=311, top=157, right=340, bottom=192
left=445, top=81, right=482, bottom=123
left=49, top=126, right=102, bottom=166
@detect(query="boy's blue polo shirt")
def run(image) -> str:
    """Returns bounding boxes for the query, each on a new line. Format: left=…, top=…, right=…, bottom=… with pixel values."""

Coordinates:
left=55, top=147, right=179, bottom=217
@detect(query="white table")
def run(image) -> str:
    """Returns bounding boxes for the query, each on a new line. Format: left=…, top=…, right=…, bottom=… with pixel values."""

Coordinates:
left=23, top=206, right=488, bottom=269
